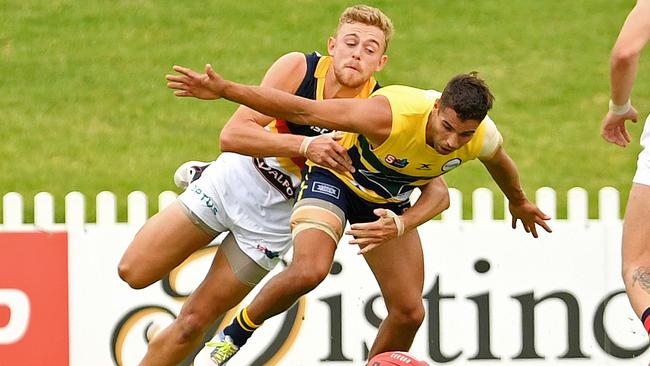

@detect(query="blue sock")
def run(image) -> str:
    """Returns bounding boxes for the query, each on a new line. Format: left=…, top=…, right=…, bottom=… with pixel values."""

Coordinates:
left=223, top=307, right=262, bottom=347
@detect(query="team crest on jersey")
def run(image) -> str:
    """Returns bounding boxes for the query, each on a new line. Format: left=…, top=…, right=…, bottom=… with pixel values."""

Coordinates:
left=442, top=158, right=462, bottom=172
left=385, top=154, right=409, bottom=168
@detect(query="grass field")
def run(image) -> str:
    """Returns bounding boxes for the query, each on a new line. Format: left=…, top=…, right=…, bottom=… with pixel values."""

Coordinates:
left=2, top=0, right=649, bottom=222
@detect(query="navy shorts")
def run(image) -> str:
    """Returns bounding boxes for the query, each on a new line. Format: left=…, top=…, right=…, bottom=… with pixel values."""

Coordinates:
left=297, top=166, right=411, bottom=224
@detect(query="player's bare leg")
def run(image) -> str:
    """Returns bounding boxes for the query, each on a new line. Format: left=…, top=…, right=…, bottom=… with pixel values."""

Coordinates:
left=621, top=183, right=650, bottom=330
left=209, top=228, right=337, bottom=366
left=139, top=243, right=253, bottom=366
left=246, top=229, right=337, bottom=323
left=118, top=201, right=215, bottom=289
left=363, top=230, right=425, bottom=358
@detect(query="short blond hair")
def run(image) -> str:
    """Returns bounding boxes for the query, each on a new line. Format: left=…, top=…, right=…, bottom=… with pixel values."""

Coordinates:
left=337, top=5, right=394, bottom=51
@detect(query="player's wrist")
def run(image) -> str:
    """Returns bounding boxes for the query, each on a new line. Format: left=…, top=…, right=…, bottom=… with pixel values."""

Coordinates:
left=299, top=136, right=317, bottom=157
left=507, top=193, right=528, bottom=206
left=383, top=209, right=405, bottom=237
left=608, top=99, right=631, bottom=115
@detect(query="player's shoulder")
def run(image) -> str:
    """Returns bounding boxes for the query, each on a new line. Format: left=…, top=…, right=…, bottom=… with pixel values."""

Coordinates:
left=272, top=52, right=308, bottom=71
left=373, top=85, right=438, bottom=99
left=262, top=52, right=309, bottom=90
left=371, top=86, right=439, bottom=115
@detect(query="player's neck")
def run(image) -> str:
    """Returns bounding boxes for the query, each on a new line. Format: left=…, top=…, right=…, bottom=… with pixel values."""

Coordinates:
left=425, top=116, right=435, bottom=147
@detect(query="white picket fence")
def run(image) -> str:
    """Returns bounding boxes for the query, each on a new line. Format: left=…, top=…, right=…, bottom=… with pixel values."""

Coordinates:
left=1, top=187, right=621, bottom=230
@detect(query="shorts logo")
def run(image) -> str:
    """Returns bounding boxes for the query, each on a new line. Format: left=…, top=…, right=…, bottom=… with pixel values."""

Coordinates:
left=442, top=158, right=462, bottom=172
left=189, top=185, right=219, bottom=215
left=253, top=158, right=295, bottom=200
left=313, top=181, right=340, bottom=199
left=385, top=154, right=409, bottom=168
left=256, top=244, right=280, bottom=259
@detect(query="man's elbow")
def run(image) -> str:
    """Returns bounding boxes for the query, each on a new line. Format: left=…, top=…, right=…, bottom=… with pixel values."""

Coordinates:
left=219, top=128, right=237, bottom=152
left=432, top=185, right=450, bottom=211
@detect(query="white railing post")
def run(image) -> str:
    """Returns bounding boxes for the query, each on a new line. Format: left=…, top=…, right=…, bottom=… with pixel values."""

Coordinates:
left=158, top=191, right=178, bottom=212
left=472, top=188, right=493, bottom=222
left=599, top=187, right=620, bottom=221
left=3, top=192, right=24, bottom=229
left=536, top=187, right=557, bottom=220
left=567, top=187, right=588, bottom=224
left=65, top=192, right=86, bottom=230
left=441, top=188, right=462, bottom=223
left=128, top=191, right=148, bottom=228
left=34, top=192, right=55, bottom=229
left=96, top=191, right=117, bottom=226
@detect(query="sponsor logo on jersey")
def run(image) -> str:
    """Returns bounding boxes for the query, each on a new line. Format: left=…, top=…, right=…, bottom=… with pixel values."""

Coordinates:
left=253, top=158, right=295, bottom=200
left=385, top=154, right=409, bottom=168
left=309, top=125, right=332, bottom=134
left=189, top=185, right=219, bottom=215
left=442, top=158, right=462, bottom=172
left=313, top=181, right=340, bottom=199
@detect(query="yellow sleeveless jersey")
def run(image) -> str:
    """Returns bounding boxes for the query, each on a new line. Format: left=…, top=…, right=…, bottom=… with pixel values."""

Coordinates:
left=265, top=54, right=378, bottom=180
left=315, top=85, right=502, bottom=203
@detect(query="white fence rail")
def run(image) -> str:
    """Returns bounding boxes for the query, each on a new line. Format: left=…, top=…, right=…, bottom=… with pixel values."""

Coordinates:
left=1, top=187, right=622, bottom=229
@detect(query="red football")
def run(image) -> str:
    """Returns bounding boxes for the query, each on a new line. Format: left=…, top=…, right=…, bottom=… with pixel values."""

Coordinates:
left=368, top=351, right=430, bottom=366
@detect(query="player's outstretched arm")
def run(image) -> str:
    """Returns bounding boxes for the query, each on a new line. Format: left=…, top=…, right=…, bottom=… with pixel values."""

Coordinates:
left=481, top=146, right=552, bottom=238
left=347, top=177, right=450, bottom=254
left=166, top=54, right=353, bottom=173
left=219, top=54, right=354, bottom=173
left=169, top=64, right=392, bottom=145
left=601, top=0, right=650, bottom=147
left=166, top=64, right=223, bottom=100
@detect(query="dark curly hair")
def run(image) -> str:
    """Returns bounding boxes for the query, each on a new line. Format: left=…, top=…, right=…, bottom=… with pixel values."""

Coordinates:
left=439, top=72, right=494, bottom=121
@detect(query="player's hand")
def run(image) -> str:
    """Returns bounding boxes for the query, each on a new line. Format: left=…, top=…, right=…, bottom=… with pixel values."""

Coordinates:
left=166, top=64, right=226, bottom=100
left=305, top=132, right=354, bottom=173
left=601, top=107, right=638, bottom=147
left=508, top=199, right=552, bottom=238
left=347, top=208, right=401, bottom=254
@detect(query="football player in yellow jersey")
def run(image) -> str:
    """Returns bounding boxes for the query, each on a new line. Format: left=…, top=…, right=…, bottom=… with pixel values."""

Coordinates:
left=125, top=5, right=449, bottom=366
left=169, top=60, right=553, bottom=363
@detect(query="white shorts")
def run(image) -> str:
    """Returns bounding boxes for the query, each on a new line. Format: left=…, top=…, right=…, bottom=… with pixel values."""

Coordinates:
left=633, top=115, right=650, bottom=186
left=178, top=153, right=296, bottom=271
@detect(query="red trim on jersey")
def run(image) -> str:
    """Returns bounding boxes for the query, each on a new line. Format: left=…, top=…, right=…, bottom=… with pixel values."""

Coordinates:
left=275, top=119, right=307, bottom=169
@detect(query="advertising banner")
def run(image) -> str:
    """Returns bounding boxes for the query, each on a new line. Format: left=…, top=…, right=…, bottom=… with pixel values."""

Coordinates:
left=2, top=221, right=649, bottom=365
left=0, top=232, right=69, bottom=366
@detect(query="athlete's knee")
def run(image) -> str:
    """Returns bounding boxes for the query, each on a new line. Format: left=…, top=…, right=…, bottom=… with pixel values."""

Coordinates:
left=174, top=309, right=212, bottom=344
left=117, top=254, right=152, bottom=289
left=285, top=260, right=331, bottom=293
left=387, top=299, right=425, bottom=329
left=117, top=266, right=149, bottom=289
